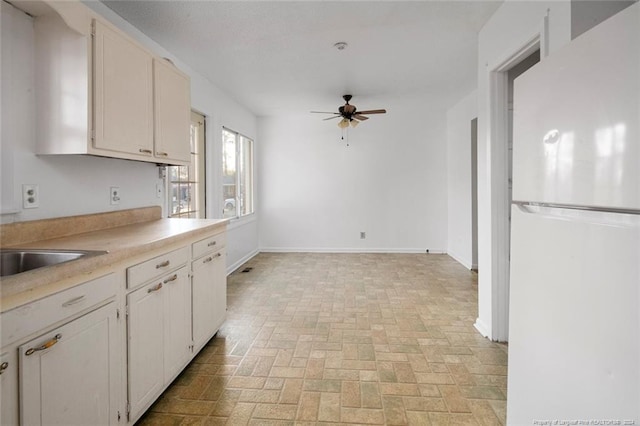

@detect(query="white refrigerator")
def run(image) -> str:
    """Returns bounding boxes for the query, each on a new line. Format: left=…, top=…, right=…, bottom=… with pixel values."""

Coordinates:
left=508, top=3, right=639, bottom=424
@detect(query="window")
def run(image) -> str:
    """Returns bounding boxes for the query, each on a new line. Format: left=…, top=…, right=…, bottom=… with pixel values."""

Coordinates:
left=167, top=111, right=206, bottom=218
left=222, top=128, right=254, bottom=219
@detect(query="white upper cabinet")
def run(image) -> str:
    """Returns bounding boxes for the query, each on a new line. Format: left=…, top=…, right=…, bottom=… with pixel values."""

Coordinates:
left=154, top=58, right=191, bottom=163
left=34, top=4, right=191, bottom=166
left=93, top=20, right=154, bottom=158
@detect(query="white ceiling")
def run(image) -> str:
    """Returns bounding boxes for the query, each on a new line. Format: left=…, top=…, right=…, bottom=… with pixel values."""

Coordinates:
left=102, top=1, right=502, bottom=117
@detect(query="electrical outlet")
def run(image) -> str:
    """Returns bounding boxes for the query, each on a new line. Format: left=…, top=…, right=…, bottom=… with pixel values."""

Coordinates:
left=110, top=187, right=120, bottom=205
left=22, top=184, right=39, bottom=209
left=156, top=183, right=163, bottom=198
left=360, top=232, right=366, bottom=239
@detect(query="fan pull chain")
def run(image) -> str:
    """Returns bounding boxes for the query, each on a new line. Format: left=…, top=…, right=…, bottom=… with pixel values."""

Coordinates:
left=341, top=127, right=350, bottom=146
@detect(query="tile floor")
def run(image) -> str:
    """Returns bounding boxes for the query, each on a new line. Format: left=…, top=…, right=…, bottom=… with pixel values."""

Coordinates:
left=137, top=253, right=507, bottom=425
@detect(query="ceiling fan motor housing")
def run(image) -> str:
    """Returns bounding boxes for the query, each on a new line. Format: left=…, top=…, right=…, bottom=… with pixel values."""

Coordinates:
left=340, top=95, right=356, bottom=119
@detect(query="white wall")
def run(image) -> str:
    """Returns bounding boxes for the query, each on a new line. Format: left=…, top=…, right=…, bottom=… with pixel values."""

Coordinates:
left=446, top=91, right=477, bottom=269
left=476, top=0, right=572, bottom=340
left=258, top=95, right=448, bottom=253
left=1, top=1, right=259, bottom=273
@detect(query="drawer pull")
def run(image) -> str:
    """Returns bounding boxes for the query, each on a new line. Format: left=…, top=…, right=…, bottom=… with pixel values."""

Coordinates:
left=147, top=283, right=163, bottom=293
left=203, top=256, right=213, bottom=264
left=25, top=334, right=62, bottom=356
left=0, top=362, right=8, bottom=374
left=156, top=152, right=169, bottom=157
left=156, top=260, right=170, bottom=269
left=207, top=241, right=217, bottom=247
left=139, top=148, right=152, bottom=154
left=163, top=274, right=178, bottom=284
left=62, top=295, right=86, bottom=307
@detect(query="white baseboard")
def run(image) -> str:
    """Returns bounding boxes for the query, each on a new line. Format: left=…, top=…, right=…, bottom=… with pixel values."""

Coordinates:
left=447, top=250, right=473, bottom=269
left=259, top=247, right=446, bottom=254
left=227, top=249, right=259, bottom=276
left=474, top=318, right=491, bottom=339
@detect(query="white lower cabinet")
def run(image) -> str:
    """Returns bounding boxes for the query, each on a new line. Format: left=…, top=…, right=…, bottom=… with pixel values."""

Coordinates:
left=0, top=350, right=18, bottom=426
left=127, top=265, right=191, bottom=421
left=162, top=267, right=192, bottom=382
left=1, top=228, right=227, bottom=425
left=126, top=279, right=165, bottom=419
left=192, top=249, right=226, bottom=351
left=19, top=302, right=119, bottom=425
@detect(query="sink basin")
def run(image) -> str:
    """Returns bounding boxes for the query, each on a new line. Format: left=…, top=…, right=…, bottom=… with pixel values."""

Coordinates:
left=0, top=249, right=107, bottom=277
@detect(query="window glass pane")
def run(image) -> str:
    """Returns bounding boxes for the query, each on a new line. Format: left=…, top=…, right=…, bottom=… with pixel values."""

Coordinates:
left=169, top=166, right=179, bottom=182
left=170, top=183, right=180, bottom=215
left=222, top=129, right=237, bottom=218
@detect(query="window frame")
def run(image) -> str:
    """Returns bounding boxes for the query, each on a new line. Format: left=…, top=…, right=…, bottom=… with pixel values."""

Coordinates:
left=166, top=111, right=206, bottom=218
left=222, top=127, right=254, bottom=220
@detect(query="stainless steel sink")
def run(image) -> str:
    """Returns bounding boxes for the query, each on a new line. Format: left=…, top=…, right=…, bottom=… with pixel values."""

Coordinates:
left=0, top=249, right=107, bottom=277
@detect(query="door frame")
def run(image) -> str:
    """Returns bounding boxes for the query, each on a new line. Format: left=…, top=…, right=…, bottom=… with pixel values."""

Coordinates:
left=485, top=18, right=547, bottom=342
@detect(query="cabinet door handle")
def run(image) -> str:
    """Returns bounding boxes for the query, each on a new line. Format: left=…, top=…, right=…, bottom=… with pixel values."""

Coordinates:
left=62, top=295, right=86, bottom=307
left=163, top=274, right=178, bottom=284
left=147, top=283, right=163, bottom=293
left=202, top=256, right=213, bottom=264
left=25, top=334, right=62, bottom=356
left=139, top=149, right=152, bottom=154
left=156, top=260, right=170, bottom=269
left=207, top=241, right=217, bottom=247
left=0, top=362, right=8, bottom=374
left=156, top=152, right=169, bottom=157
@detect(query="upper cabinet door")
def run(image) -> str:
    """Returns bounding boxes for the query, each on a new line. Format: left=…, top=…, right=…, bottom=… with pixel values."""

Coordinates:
left=93, top=20, right=154, bottom=157
left=154, top=58, right=191, bottom=163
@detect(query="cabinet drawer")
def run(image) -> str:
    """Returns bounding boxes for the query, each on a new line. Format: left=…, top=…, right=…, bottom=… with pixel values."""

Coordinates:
left=1, top=273, right=115, bottom=348
left=192, top=232, right=226, bottom=259
left=127, top=246, right=188, bottom=289
left=192, top=249, right=224, bottom=270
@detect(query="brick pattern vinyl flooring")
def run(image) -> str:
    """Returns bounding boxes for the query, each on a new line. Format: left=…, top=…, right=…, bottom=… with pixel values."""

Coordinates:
left=137, top=253, right=507, bottom=425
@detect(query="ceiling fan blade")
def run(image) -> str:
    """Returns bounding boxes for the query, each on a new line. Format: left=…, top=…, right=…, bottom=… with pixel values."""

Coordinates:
left=323, top=116, right=341, bottom=121
left=311, top=111, right=339, bottom=114
left=353, top=115, right=369, bottom=121
left=356, top=109, right=386, bottom=115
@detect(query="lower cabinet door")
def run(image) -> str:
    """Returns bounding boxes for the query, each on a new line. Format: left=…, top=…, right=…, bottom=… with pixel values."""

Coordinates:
left=212, top=251, right=227, bottom=335
left=1, top=349, right=18, bottom=426
left=127, top=278, right=165, bottom=420
left=192, top=250, right=226, bottom=350
left=19, top=302, right=119, bottom=425
left=162, top=266, right=192, bottom=382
